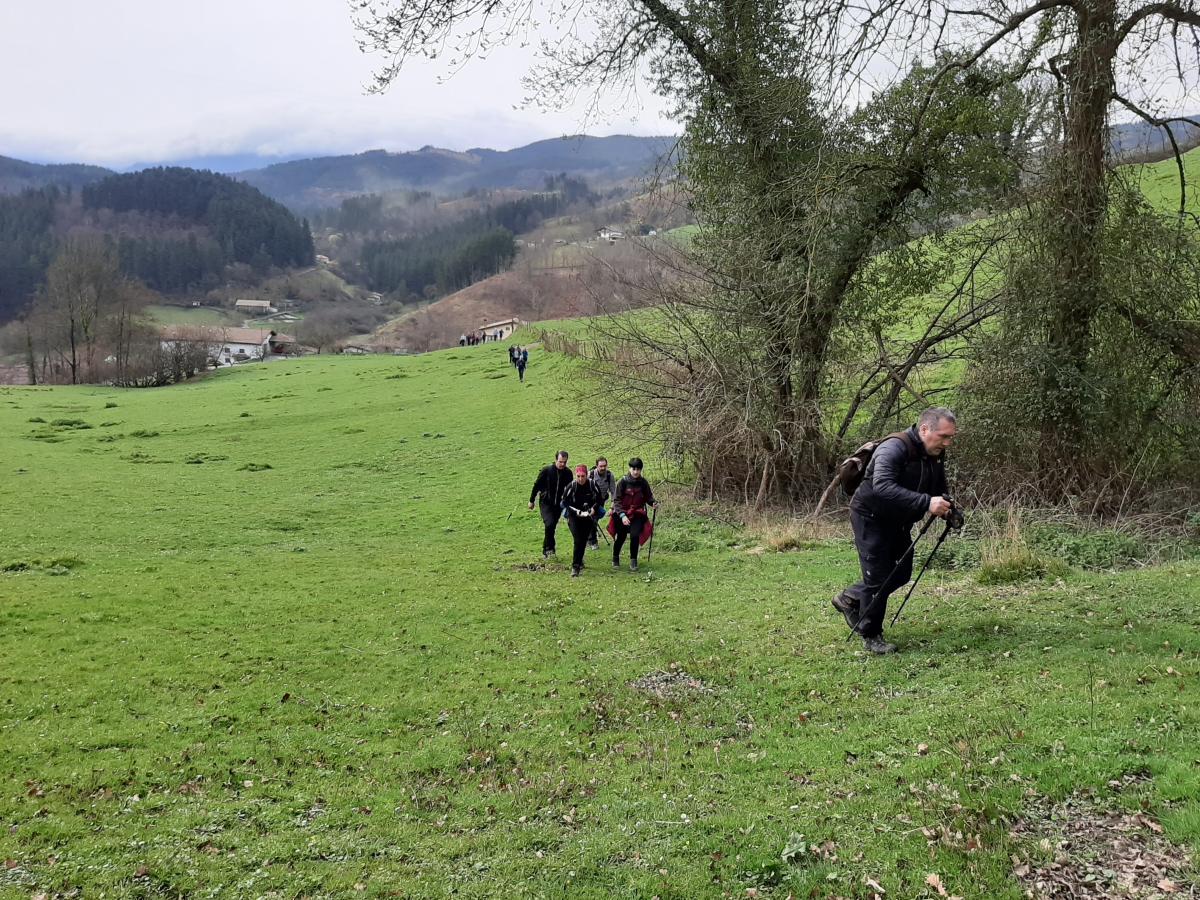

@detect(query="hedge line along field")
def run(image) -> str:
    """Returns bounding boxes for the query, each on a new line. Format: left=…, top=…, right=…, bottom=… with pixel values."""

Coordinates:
left=1, top=345, right=1198, bottom=898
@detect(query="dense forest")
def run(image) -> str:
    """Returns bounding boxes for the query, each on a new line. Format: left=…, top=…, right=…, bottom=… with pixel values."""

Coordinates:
left=350, top=175, right=595, bottom=296
left=0, top=187, right=59, bottom=323
left=83, top=167, right=314, bottom=270
left=0, top=169, right=315, bottom=323
left=363, top=222, right=516, bottom=297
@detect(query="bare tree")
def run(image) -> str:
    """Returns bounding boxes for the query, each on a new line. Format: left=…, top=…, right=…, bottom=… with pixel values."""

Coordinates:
left=41, top=238, right=124, bottom=383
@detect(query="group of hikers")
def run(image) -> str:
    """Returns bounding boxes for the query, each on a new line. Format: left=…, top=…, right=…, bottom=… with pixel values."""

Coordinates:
left=528, top=453, right=656, bottom=577
left=508, top=345, right=529, bottom=382
left=523, top=407, right=960, bottom=657
left=459, top=330, right=504, bottom=346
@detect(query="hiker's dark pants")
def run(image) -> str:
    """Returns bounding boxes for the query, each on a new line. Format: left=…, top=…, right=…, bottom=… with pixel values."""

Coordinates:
left=539, top=499, right=562, bottom=554
left=517, top=363, right=526, bottom=382
left=612, top=516, right=645, bottom=564
left=567, top=515, right=591, bottom=569
left=844, top=509, right=913, bottom=638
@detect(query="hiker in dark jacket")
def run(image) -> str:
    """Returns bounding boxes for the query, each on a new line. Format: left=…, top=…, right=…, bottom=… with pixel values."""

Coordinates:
left=529, top=450, right=573, bottom=557
left=517, top=347, right=528, bottom=383
left=562, top=464, right=604, bottom=576
left=833, top=407, right=956, bottom=655
left=611, top=457, right=656, bottom=572
left=587, top=457, right=616, bottom=550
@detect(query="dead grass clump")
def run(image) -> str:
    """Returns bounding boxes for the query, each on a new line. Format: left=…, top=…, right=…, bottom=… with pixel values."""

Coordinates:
left=630, top=667, right=714, bottom=700
left=753, top=516, right=840, bottom=552
left=979, top=505, right=1069, bottom=584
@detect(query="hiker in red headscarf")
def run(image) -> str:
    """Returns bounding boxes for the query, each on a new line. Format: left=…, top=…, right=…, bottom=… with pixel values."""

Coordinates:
left=561, top=464, right=604, bottom=577
left=609, top=457, right=656, bottom=572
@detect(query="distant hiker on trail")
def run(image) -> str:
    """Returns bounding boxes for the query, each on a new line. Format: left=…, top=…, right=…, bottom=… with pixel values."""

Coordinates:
left=508, top=345, right=517, bottom=367
left=562, top=464, right=604, bottom=577
left=832, top=407, right=956, bottom=655
left=459, top=334, right=467, bottom=347
left=588, top=457, right=616, bottom=550
left=517, top=347, right=528, bottom=383
left=529, top=450, right=573, bottom=558
left=610, top=457, right=656, bottom=572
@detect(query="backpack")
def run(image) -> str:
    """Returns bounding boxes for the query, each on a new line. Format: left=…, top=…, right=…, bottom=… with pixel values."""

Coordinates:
left=813, top=431, right=917, bottom=517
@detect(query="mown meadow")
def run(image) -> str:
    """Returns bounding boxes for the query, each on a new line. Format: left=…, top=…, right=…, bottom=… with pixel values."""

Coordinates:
left=1, top=340, right=1197, bottom=898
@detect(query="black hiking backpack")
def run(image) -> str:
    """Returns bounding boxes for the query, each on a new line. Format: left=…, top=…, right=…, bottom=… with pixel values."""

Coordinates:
left=813, top=431, right=917, bottom=516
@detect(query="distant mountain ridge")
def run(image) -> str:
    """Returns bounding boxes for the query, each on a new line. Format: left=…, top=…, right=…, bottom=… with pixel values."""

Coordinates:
left=234, top=135, right=679, bottom=207
left=7, top=118, right=1196, bottom=206
left=0, top=155, right=113, bottom=193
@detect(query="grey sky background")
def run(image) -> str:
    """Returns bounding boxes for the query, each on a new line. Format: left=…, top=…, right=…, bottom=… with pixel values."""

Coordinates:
left=0, top=1, right=677, bottom=168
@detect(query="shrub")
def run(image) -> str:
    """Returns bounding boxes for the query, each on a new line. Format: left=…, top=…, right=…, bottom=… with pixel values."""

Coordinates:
left=978, top=506, right=1070, bottom=585
left=1025, top=524, right=1146, bottom=570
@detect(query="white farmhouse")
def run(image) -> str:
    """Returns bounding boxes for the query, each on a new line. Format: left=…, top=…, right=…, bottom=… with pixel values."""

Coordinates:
left=160, top=326, right=296, bottom=367
left=480, top=317, right=522, bottom=342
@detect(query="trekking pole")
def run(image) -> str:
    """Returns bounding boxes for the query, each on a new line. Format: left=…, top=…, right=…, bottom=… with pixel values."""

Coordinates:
left=889, top=519, right=954, bottom=627
left=505, top=502, right=522, bottom=522
left=645, top=506, right=658, bottom=562
left=846, top=515, right=937, bottom=641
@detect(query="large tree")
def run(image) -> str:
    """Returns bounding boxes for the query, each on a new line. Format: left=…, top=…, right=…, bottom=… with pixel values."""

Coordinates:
left=356, top=0, right=1032, bottom=499
left=813, top=0, right=1200, bottom=494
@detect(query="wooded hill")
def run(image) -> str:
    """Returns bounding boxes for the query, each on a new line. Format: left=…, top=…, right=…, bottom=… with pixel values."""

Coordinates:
left=0, top=168, right=314, bottom=324
left=0, top=155, right=113, bottom=194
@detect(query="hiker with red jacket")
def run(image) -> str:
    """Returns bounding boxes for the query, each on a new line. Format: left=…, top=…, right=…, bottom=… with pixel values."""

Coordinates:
left=529, top=450, right=573, bottom=558
left=561, top=464, right=604, bottom=577
left=833, top=408, right=956, bottom=655
left=610, top=457, right=656, bottom=572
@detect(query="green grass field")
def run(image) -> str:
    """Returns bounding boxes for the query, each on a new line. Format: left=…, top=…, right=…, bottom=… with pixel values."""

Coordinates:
left=1, top=343, right=1197, bottom=898
left=144, top=305, right=245, bottom=328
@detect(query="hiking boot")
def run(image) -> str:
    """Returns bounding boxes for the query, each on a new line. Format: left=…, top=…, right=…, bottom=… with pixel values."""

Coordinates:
left=831, top=592, right=860, bottom=630
left=630, top=561, right=639, bottom=573
left=612, top=557, right=620, bottom=569
left=587, top=541, right=599, bottom=550
left=571, top=566, right=581, bottom=578
left=862, top=635, right=898, bottom=655
left=543, top=550, right=552, bottom=559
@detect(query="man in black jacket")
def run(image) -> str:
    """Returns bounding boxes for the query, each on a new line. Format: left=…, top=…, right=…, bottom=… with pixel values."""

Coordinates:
left=529, top=450, right=573, bottom=558
left=833, top=408, right=957, bottom=654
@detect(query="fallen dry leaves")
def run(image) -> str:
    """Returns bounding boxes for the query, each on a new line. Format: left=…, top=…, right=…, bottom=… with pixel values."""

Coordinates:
left=1010, top=788, right=1195, bottom=898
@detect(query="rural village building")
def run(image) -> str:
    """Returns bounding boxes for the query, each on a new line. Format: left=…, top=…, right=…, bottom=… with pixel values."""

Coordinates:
left=234, top=298, right=276, bottom=315
left=596, top=226, right=625, bottom=242
left=480, top=317, right=522, bottom=341
left=159, top=326, right=296, bottom=367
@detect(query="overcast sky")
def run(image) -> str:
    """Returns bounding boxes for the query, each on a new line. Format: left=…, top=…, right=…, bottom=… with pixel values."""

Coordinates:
left=0, top=1, right=677, bottom=168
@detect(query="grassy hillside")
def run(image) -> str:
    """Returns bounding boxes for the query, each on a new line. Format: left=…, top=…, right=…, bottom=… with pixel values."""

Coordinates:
left=1, top=346, right=1197, bottom=897
left=143, top=304, right=245, bottom=328
left=1129, top=145, right=1200, bottom=214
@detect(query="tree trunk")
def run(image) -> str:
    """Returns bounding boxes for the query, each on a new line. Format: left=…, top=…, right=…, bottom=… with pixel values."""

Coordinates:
left=1037, top=0, right=1117, bottom=486
left=24, top=321, right=37, bottom=386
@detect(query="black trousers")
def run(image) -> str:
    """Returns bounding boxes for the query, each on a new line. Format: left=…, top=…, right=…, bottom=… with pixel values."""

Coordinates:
left=843, top=509, right=913, bottom=638
left=567, top=515, right=591, bottom=568
left=539, top=499, right=562, bottom=553
left=612, top=516, right=645, bottom=563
